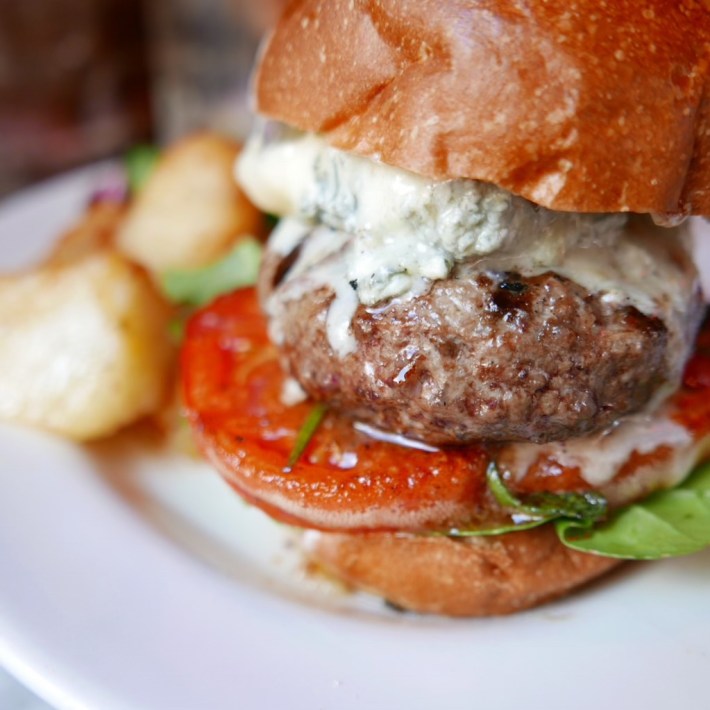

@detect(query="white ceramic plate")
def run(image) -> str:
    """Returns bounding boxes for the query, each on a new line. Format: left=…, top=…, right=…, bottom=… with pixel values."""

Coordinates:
left=1, top=169, right=710, bottom=710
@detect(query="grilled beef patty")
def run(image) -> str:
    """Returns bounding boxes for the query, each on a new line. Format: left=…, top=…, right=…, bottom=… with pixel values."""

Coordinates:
left=260, top=244, right=696, bottom=444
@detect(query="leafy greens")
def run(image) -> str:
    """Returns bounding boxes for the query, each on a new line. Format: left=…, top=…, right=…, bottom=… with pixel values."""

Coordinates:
left=441, top=464, right=608, bottom=538
left=557, top=461, right=710, bottom=559
left=487, top=462, right=608, bottom=524
left=450, top=460, right=710, bottom=561
left=285, top=404, right=328, bottom=472
left=161, top=238, right=262, bottom=307
left=125, top=145, right=160, bottom=194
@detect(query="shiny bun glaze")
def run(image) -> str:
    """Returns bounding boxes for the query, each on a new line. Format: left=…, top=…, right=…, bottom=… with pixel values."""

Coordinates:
left=254, top=0, right=710, bottom=215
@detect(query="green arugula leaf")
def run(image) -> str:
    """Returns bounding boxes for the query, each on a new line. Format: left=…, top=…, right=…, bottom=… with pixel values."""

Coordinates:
left=442, top=461, right=710, bottom=560
left=442, top=464, right=607, bottom=538
left=284, top=404, right=328, bottom=472
left=487, top=462, right=607, bottom=523
left=125, top=145, right=160, bottom=194
left=434, top=518, right=548, bottom=538
left=161, top=238, right=262, bottom=306
left=557, top=461, right=710, bottom=559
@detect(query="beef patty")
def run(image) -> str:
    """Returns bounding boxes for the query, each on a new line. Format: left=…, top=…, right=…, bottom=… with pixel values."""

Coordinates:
left=260, top=247, right=696, bottom=445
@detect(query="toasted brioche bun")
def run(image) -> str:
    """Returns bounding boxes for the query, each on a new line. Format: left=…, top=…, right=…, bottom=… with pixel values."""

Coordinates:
left=308, top=527, right=621, bottom=617
left=254, top=0, right=710, bottom=216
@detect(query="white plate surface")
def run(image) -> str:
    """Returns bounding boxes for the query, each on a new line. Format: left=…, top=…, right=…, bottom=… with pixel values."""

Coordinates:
left=1, top=169, right=710, bottom=710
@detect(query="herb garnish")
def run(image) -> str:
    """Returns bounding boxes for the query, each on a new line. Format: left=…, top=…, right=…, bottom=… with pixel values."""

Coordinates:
left=284, top=403, right=328, bottom=472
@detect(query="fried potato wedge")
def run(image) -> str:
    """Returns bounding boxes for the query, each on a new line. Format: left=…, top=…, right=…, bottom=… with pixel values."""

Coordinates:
left=117, top=133, right=264, bottom=274
left=0, top=252, right=173, bottom=440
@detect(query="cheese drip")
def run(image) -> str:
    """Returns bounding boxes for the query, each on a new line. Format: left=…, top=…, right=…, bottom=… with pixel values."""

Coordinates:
left=502, top=410, right=694, bottom=495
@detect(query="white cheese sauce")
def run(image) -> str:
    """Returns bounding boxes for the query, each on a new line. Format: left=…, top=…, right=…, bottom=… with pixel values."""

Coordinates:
left=265, top=220, right=360, bottom=357
left=503, top=411, right=693, bottom=489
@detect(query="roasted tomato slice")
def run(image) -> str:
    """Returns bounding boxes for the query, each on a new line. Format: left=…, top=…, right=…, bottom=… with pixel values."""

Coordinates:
left=182, top=288, right=710, bottom=533
left=181, top=288, right=499, bottom=532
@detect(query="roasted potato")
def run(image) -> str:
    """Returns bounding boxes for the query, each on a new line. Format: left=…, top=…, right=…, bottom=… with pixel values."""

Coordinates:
left=0, top=252, right=173, bottom=440
left=117, top=133, right=264, bottom=274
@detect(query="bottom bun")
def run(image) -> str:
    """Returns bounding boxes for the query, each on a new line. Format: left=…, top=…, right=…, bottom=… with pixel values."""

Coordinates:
left=307, top=526, right=622, bottom=617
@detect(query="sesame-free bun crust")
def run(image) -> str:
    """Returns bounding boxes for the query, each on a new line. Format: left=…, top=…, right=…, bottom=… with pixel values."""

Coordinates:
left=255, top=0, right=710, bottom=216
left=308, top=527, right=621, bottom=617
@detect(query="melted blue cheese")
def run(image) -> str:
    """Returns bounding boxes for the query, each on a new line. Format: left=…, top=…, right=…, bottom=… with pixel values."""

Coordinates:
left=238, top=124, right=698, bottom=364
left=237, top=123, right=627, bottom=306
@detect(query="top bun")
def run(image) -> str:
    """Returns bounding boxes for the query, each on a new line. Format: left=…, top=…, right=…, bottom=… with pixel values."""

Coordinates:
left=253, top=0, right=710, bottom=216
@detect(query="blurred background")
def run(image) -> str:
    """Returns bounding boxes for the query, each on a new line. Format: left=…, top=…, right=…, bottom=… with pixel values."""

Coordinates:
left=0, top=0, right=285, bottom=198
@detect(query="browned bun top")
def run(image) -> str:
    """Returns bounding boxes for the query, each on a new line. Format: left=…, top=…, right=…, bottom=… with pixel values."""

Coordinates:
left=254, top=0, right=710, bottom=216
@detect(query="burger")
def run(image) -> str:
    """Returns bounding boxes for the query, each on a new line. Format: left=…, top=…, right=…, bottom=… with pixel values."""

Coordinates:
left=181, top=0, right=710, bottom=615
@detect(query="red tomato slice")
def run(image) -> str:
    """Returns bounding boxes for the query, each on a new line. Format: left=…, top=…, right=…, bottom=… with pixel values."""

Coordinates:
left=181, top=289, right=710, bottom=533
left=181, top=289, right=497, bottom=532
